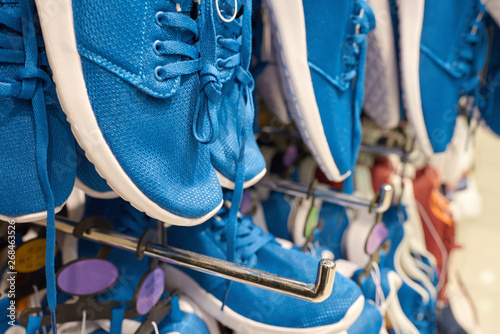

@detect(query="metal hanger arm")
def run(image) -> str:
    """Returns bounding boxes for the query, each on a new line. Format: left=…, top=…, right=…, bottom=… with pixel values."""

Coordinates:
left=259, top=178, right=393, bottom=213
left=33, top=217, right=336, bottom=303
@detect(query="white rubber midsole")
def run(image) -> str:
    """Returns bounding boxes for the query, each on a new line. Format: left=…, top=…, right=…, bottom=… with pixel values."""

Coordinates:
left=265, top=0, right=350, bottom=182
left=35, top=0, right=222, bottom=226
left=0, top=204, right=65, bottom=223
left=216, top=168, right=267, bottom=190
left=164, top=264, right=365, bottom=334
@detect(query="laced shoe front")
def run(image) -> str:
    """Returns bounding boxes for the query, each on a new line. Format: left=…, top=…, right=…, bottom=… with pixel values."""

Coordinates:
left=35, top=0, right=223, bottom=226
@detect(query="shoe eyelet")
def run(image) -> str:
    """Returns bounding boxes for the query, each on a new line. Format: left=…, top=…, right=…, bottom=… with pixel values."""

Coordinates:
left=153, top=40, right=162, bottom=56
left=154, top=66, right=166, bottom=81
left=155, top=11, right=166, bottom=27
left=216, top=58, right=224, bottom=70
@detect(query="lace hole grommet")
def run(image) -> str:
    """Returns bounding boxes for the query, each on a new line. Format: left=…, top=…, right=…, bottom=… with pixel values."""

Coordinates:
left=153, top=40, right=162, bottom=56
left=155, top=11, right=166, bottom=27
left=154, top=66, right=166, bottom=82
left=216, top=58, right=224, bottom=70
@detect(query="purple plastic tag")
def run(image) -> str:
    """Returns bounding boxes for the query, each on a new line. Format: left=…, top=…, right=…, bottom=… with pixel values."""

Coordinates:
left=283, top=145, right=298, bottom=167
left=240, top=190, right=252, bottom=214
left=365, top=223, right=389, bottom=255
left=57, top=259, right=119, bottom=296
left=135, top=268, right=165, bottom=315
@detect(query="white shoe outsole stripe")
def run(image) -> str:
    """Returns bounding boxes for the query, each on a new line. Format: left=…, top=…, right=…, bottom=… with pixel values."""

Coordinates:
left=0, top=204, right=65, bottom=223
left=164, top=264, right=365, bottom=334
left=215, top=168, right=267, bottom=190
left=265, top=0, right=351, bottom=182
left=35, top=0, right=222, bottom=226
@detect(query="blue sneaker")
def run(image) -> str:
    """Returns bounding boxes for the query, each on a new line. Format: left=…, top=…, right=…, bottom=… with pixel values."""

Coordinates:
left=266, top=0, right=375, bottom=181
left=0, top=0, right=76, bottom=325
left=478, top=14, right=500, bottom=135
left=165, top=206, right=365, bottom=333
left=209, top=0, right=266, bottom=189
left=35, top=0, right=223, bottom=225
left=399, top=0, right=488, bottom=154
left=0, top=0, right=76, bottom=223
left=75, top=145, right=116, bottom=199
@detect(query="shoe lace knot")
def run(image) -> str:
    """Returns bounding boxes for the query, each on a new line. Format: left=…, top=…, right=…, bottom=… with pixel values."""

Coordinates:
left=192, top=0, right=225, bottom=144
left=193, top=63, right=222, bottom=143
left=212, top=206, right=273, bottom=263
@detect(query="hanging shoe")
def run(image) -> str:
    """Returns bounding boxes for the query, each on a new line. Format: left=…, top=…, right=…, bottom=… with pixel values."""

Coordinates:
left=398, top=0, right=488, bottom=154
left=208, top=0, right=266, bottom=189
left=265, top=0, right=375, bottom=182
left=0, top=0, right=76, bottom=328
left=164, top=205, right=365, bottom=333
left=0, top=0, right=76, bottom=223
left=363, top=0, right=401, bottom=129
left=35, top=0, right=224, bottom=226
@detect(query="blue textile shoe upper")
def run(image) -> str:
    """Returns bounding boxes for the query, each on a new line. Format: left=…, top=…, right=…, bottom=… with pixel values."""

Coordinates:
left=156, top=296, right=211, bottom=334
left=479, top=14, right=500, bottom=136
left=318, top=203, right=350, bottom=260
left=76, top=145, right=115, bottom=198
left=166, top=206, right=364, bottom=329
left=0, top=0, right=76, bottom=324
left=261, top=191, right=293, bottom=241
left=347, top=301, right=384, bottom=334
left=419, top=0, right=488, bottom=152
left=70, top=0, right=222, bottom=219
left=303, top=0, right=375, bottom=175
left=209, top=0, right=266, bottom=188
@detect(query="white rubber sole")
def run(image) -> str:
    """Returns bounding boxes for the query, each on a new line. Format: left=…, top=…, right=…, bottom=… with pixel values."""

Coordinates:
left=0, top=204, right=65, bottom=223
left=35, top=0, right=222, bottom=226
left=164, top=264, right=365, bottom=334
left=397, top=0, right=434, bottom=156
left=265, top=0, right=350, bottom=182
left=74, top=177, right=119, bottom=199
left=216, top=168, right=267, bottom=190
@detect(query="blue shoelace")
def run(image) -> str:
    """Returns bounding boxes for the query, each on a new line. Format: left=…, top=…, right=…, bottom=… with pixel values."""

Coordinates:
left=193, top=0, right=222, bottom=144
left=0, top=0, right=59, bottom=329
left=209, top=0, right=255, bottom=306
left=211, top=205, right=273, bottom=265
left=348, top=0, right=375, bottom=121
left=154, top=0, right=220, bottom=145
